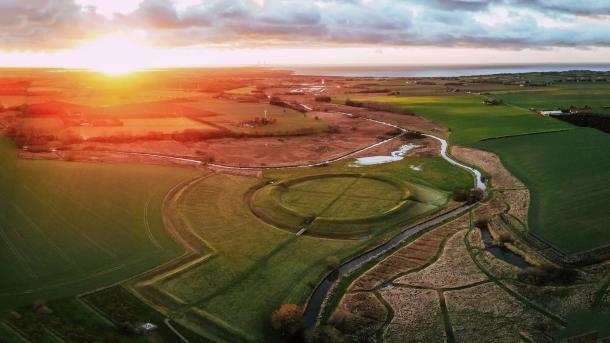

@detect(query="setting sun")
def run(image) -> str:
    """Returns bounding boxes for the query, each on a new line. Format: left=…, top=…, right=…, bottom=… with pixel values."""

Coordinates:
left=79, top=35, right=152, bottom=75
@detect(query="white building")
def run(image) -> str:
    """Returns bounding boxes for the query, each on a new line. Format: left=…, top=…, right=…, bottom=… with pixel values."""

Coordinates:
left=539, top=110, right=564, bottom=116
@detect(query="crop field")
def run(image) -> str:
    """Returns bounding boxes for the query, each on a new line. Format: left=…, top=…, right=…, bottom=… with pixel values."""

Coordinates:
left=336, top=95, right=571, bottom=145
left=0, top=137, right=198, bottom=310
left=129, top=156, right=471, bottom=341
left=336, top=93, right=610, bottom=255
left=185, top=96, right=330, bottom=136
left=495, top=84, right=610, bottom=115
left=476, top=128, right=610, bottom=254
left=226, top=86, right=257, bottom=94
left=69, top=117, right=220, bottom=139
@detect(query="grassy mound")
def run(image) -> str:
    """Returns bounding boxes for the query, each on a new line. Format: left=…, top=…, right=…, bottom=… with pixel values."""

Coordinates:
left=250, top=173, right=441, bottom=238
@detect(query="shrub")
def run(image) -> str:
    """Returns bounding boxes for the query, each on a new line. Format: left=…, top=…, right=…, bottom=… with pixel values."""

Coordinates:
left=474, top=219, right=489, bottom=229
left=271, top=304, right=304, bottom=338
left=452, top=188, right=484, bottom=204
left=308, top=325, right=346, bottom=343
left=517, top=265, right=578, bottom=285
left=402, top=131, right=425, bottom=140
left=498, top=231, right=513, bottom=243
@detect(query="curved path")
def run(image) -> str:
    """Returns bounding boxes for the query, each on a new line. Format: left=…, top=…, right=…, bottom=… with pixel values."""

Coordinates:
left=109, top=108, right=486, bottom=191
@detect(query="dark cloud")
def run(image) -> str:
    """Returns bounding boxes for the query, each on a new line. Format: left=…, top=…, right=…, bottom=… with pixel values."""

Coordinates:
left=0, top=0, right=609, bottom=50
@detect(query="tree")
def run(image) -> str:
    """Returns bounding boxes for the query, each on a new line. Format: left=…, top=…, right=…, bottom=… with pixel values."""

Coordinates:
left=271, top=304, right=304, bottom=338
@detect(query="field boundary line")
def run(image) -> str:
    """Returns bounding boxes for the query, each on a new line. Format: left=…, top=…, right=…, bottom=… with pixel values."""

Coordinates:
left=477, top=128, right=572, bottom=142
left=164, top=319, right=190, bottom=343
left=143, top=191, right=162, bottom=249
left=74, top=297, right=118, bottom=329
left=1, top=322, right=32, bottom=343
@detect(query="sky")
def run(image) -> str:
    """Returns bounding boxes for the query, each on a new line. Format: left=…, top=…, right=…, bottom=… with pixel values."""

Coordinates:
left=0, top=0, right=609, bottom=70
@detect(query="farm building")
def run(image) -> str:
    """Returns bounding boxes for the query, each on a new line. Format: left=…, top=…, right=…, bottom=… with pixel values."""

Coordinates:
left=539, top=110, right=564, bottom=116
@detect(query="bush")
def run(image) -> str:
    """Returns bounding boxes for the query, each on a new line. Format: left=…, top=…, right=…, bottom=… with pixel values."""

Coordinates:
left=308, top=325, right=345, bottom=343
left=402, top=131, right=425, bottom=140
left=474, top=219, right=488, bottom=229
left=271, top=304, right=304, bottom=338
left=517, top=265, right=578, bottom=285
left=452, top=188, right=484, bottom=204
left=498, top=231, right=513, bottom=244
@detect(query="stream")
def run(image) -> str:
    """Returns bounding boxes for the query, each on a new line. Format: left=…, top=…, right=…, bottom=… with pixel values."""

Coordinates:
left=479, top=226, right=530, bottom=269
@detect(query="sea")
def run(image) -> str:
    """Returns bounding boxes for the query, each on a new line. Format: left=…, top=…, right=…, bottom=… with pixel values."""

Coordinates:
left=290, top=64, right=610, bottom=78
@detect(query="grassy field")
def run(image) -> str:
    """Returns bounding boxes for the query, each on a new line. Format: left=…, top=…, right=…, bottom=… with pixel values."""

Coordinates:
left=337, top=93, right=610, bottom=255
left=336, top=95, right=571, bottom=145
left=251, top=172, right=449, bottom=238
left=0, top=137, right=198, bottom=310
left=226, top=86, right=257, bottom=95
left=136, top=156, right=471, bottom=341
left=476, top=128, right=610, bottom=254
left=70, top=117, right=220, bottom=139
left=186, top=96, right=329, bottom=136
left=495, top=84, right=610, bottom=115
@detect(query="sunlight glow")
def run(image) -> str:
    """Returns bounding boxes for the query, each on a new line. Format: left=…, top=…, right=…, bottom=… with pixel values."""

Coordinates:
left=79, top=35, right=153, bottom=75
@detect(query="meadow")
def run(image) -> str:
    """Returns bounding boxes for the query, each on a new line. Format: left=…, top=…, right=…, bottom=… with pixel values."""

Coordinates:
left=0, top=137, right=198, bottom=310
left=476, top=128, right=610, bottom=254
left=138, top=156, right=471, bottom=341
left=336, top=95, right=571, bottom=145
left=495, top=84, right=610, bottom=115
left=185, top=95, right=330, bottom=136
left=69, top=117, right=220, bottom=139
left=336, top=91, right=610, bottom=255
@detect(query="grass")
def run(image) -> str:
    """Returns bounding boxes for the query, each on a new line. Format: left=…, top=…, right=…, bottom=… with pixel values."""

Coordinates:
left=551, top=308, right=610, bottom=341
left=68, top=117, right=220, bottom=139
left=0, top=137, right=199, bottom=311
left=148, top=156, right=471, bottom=341
left=251, top=173, right=447, bottom=238
left=337, top=93, right=610, bottom=255
left=335, top=95, right=571, bottom=145
left=495, top=84, right=610, bottom=115
left=185, top=95, right=329, bottom=136
left=476, top=128, right=610, bottom=254
left=226, top=86, right=257, bottom=95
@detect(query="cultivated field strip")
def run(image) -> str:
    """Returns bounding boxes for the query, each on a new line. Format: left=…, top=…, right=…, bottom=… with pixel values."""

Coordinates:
left=349, top=214, right=471, bottom=291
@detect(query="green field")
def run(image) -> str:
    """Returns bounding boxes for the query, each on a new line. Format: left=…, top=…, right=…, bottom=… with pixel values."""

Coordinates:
left=0, top=137, right=198, bottom=310
left=476, top=128, right=610, bottom=254
left=337, top=95, right=571, bottom=145
left=495, top=84, right=610, bottom=115
left=251, top=173, right=447, bottom=238
left=337, top=93, right=610, bottom=255
left=138, top=156, right=471, bottom=341
left=186, top=96, right=329, bottom=136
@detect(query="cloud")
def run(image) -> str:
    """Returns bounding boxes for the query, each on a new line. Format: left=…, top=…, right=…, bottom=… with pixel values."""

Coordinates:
left=0, top=0, right=107, bottom=49
left=1, top=0, right=610, bottom=50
